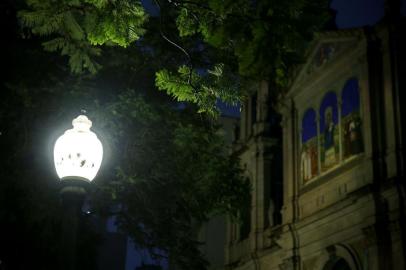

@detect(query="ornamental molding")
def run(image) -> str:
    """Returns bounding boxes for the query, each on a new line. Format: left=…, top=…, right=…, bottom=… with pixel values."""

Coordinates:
left=286, top=28, right=365, bottom=99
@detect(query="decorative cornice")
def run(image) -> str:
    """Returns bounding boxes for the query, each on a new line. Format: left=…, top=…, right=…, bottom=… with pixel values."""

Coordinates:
left=286, top=28, right=366, bottom=97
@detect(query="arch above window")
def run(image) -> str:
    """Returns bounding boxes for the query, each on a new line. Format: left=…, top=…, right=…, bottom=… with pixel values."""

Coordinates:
left=315, top=244, right=362, bottom=270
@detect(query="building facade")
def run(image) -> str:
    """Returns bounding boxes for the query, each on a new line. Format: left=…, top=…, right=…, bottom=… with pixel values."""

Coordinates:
left=225, top=20, right=405, bottom=270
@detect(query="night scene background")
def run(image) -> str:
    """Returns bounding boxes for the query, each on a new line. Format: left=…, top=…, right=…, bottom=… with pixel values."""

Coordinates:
left=0, top=0, right=405, bottom=270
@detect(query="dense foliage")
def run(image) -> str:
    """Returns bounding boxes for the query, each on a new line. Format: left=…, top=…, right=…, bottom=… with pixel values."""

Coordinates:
left=92, top=91, right=249, bottom=269
left=19, top=0, right=147, bottom=73
left=1, top=1, right=250, bottom=268
left=19, top=0, right=331, bottom=115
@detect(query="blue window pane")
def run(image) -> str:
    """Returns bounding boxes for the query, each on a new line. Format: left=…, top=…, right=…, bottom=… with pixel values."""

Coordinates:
left=302, top=109, right=317, bottom=143
left=319, top=92, right=338, bottom=132
left=341, top=78, right=360, bottom=117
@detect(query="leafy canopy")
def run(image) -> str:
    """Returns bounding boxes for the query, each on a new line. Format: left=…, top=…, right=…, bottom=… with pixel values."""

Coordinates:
left=19, top=0, right=330, bottom=115
left=19, top=0, right=147, bottom=73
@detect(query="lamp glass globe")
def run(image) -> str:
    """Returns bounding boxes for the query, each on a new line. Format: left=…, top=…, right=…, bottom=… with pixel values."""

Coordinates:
left=54, top=115, right=103, bottom=181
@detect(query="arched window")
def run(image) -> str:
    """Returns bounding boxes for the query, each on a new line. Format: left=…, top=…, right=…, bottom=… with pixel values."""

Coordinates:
left=341, top=78, right=364, bottom=158
left=319, top=92, right=339, bottom=171
left=301, top=109, right=318, bottom=183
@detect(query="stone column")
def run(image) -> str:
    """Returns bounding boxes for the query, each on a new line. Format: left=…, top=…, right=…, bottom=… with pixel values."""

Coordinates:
left=338, top=97, right=343, bottom=162
left=254, top=81, right=271, bottom=135
left=280, top=100, right=295, bottom=224
left=247, top=96, right=253, bottom=138
left=254, top=141, right=266, bottom=250
left=240, top=100, right=248, bottom=141
left=249, top=144, right=258, bottom=252
left=316, top=112, right=322, bottom=174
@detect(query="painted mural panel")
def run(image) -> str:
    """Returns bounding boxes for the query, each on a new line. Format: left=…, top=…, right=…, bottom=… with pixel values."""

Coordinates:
left=300, top=78, right=364, bottom=185
left=301, top=109, right=318, bottom=183
left=320, top=92, right=339, bottom=171
left=341, top=78, right=364, bottom=158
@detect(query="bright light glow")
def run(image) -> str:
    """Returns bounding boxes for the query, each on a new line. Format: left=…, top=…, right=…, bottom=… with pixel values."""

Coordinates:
left=54, top=115, right=103, bottom=181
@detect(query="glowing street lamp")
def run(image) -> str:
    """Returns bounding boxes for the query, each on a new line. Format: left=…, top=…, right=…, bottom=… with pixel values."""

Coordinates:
left=54, top=115, right=103, bottom=182
left=53, top=114, right=103, bottom=270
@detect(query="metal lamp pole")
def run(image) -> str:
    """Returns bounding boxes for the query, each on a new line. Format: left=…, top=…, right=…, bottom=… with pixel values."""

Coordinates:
left=53, top=115, right=103, bottom=270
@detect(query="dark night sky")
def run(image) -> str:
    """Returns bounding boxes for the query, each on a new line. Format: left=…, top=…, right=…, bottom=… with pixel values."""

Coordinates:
left=331, top=0, right=406, bottom=28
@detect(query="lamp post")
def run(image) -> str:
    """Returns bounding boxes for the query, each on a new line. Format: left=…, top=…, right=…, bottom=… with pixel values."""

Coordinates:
left=54, top=115, right=103, bottom=270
